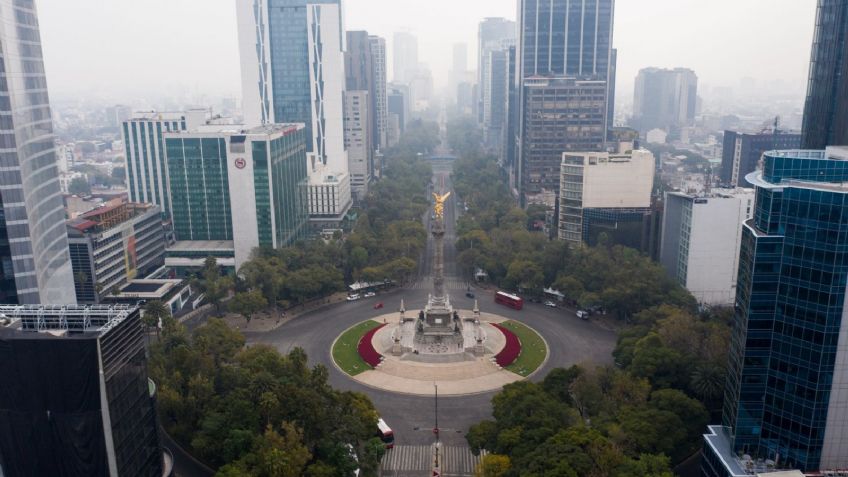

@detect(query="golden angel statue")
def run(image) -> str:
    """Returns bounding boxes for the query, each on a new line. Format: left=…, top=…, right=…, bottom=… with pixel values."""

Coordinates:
left=432, top=192, right=451, bottom=219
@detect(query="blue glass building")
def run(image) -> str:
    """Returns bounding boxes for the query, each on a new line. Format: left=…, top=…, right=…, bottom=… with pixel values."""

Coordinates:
left=703, top=147, right=848, bottom=475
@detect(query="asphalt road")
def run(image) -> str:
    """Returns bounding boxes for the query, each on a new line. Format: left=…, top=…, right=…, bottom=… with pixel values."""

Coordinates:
left=245, top=160, right=617, bottom=447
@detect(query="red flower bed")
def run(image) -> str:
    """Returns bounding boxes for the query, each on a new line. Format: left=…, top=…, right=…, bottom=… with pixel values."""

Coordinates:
left=358, top=323, right=387, bottom=368
left=492, top=323, right=521, bottom=367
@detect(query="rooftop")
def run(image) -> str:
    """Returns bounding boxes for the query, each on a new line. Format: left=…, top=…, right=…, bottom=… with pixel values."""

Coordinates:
left=0, top=304, right=138, bottom=335
left=167, top=240, right=235, bottom=251
left=67, top=199, right=158, bottom=235
left=114, top=279, right=184, bottom=299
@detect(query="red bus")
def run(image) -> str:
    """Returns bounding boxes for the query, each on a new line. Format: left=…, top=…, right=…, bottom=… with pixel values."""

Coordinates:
left=377, top=418, right=395, bottom=448
left=495, top=291, right=524, bottom=310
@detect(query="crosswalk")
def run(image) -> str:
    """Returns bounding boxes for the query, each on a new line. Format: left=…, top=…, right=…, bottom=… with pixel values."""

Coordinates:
left=408, top=277, right=470, bottom=291
left=380, top=445, right=486, bottom=477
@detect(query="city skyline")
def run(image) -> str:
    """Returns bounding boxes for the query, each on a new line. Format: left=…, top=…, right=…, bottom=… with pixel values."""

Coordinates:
left=39, top=0, right=814, bottom=104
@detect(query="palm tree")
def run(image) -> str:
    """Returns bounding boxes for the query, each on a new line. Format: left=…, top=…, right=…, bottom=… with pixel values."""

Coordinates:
left=142, top=300, right=171, bottom=340
left=690, top=363, right=726, bottom=406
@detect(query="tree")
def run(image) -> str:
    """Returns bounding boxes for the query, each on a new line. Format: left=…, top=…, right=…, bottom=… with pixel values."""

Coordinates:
left=142, top=300, right=170, bottom=338
left=228, top=290, right=267, bottom=324
left=474, top=454, right=510, bottom=477
left=111, top=166, right=126, bottom=182
left=218, top=423, right=312, bottom=477
left=68, top=176, right=91, bottom=196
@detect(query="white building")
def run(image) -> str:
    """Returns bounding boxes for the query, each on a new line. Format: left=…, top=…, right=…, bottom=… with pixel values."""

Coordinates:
left=344, top=91, right=371, bottom=200
left=646, top=128, right=668, bottom=144
left=660, top=188, right=754, bottom=305
left=558, top=147, right=654, bottom=244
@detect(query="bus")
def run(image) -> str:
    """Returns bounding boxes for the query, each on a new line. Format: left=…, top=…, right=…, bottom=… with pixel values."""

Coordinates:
left=495, top=291, right=524, bottom=310
left=377, top=418, right=395, bottom=448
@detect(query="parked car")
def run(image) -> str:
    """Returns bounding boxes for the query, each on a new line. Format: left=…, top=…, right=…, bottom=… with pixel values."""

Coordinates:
left=466, top=292, right=475, bottom=299
left=364, top=291, right=376, bottom=298
left=576, top=310, right=589, bottom=320
left=544, top=301, right=557, bottom=308
left=373, top=302, right=384, bottom=309
left=346, top=294, right=361, bottom=301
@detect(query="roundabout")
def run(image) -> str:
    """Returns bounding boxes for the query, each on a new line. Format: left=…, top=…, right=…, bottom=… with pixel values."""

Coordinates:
left=331, top=309, right=548, bottom=396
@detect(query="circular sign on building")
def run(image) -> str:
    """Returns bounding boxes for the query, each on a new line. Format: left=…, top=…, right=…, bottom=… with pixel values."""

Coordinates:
left=234, top=158, right=246, bottom=169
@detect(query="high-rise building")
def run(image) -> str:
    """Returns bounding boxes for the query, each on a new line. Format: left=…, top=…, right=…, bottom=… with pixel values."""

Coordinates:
left=660, top=189, right=754, bottom=306
left=392, top=31, right=418, bottom=83
left=164, top=124, right=309, bottom=269
left=703, top=147, right=848, bottom=475
left=478, top=18, right=515, bottom=125
left=237, top=0, right=351, bottom=221
left=485, top=41, right=515, bottom=150
left=0, top=0, right=76, bottom=305
left=632, top=67, right=698, bottom=134
left=344, top=91, right=371, bottom=200
left=516, top=0, right=615, bottom=204
left=450, top=42, right=468, bottom=96
left=801, top=0, right=848, bottom=149
left=67, top=200, right=165, bottom=303
left=558, top=147, right=653, bottom=246
left=409, top=64, right=434, bottom=111
left=122, top=110, right=209, bottom=218
left=719, top=130, right=802, bottom=187
left=521, top=77, right=608, bottom=203
left=388, top=83, right=410, bottom=133
left=0, top=305, right=164, bottom=477
left=369, top=35, right=389, bottom=151
left=105, top=105, right=132, bottom=128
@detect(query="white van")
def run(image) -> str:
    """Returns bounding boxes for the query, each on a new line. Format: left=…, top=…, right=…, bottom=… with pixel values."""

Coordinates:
left=576, top=310, right=589, bottom=320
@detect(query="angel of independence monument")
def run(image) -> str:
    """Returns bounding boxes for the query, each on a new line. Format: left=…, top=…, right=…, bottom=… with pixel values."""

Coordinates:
left=391, top=191, right=486, bottom=359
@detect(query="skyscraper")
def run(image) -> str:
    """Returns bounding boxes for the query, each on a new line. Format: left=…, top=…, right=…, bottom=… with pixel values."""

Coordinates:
left=801, top=0, right=848, bottom=149
left=392, top=31, right=418, bottom=84
left=478, top=18, right=515, bottom=125
left=237, top=0, right=351, bottom=222
left=0, top=0, right=76, bottom=304
left=487, top=46, right=513, bottom=152
left=632, top=67, right=698, bottom=134
left=369, top=35, right=389, bottom=151
left=345, top=30, right=375, bottom=190
left=719, top=130, right=802, bottom=187
left=702, top=147, right=848, bottom=474
left=516, top=0, right=616, bottom=204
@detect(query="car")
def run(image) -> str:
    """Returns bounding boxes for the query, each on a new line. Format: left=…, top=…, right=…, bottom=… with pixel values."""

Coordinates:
left=466, top=292, right=475, bottom=298
left=544, top=301, right=557, bottom=308
left=576, top=310, right=589, bottom=320
left=373, top=302, right=384, bottom=309
left=346, top=294, right=361, bottom=301
left=364, top=291, right=376, bottom=298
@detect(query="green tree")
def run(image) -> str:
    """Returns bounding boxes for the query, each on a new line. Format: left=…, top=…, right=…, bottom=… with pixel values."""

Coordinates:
left=142, top=300, right=170, bottom=338
left=217, top=422, right=312, bottom=477
left=68, top=176, right=91, bottom=195
left=474, top=454, right=510, bottom=477
left=228, top=290, right=267, bottom=324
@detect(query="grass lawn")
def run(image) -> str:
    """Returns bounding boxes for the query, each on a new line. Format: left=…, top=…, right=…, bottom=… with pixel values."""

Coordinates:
left=500, top=320, right=547, bottom=377
left=333, top=320, right=382, bottom=376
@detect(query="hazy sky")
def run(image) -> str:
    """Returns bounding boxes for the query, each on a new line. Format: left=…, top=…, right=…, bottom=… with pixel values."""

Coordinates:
left=38, top=0, right=816, bottom=102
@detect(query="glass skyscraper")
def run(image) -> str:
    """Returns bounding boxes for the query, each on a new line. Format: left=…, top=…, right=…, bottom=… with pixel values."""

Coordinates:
left=0, top=0, right=75, bottom=304
left=801, top=0, right=848, bottom=149
left=703, top=147, right=848, bottom=475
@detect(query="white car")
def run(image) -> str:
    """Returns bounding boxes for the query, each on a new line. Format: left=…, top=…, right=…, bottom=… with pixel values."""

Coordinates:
left=544, top=301, right=557, bottom=308
left=364, top=291, right=376, bottom=298
left=346, top=294, right=361, bottom=301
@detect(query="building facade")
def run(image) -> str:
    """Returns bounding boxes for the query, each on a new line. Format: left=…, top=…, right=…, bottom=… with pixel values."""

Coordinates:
left=719, top=130, right=802, bottom=187
left=703, top=148, right=848, bottom=475
left=485, top=43, right=514, bottom=152
left=122, top=110, right=208, bottom=218
left=632, top=67, right=698, bottom=134
left=67, top=200, right=165, bottom=303
left=344, top=91, right=371, bottom=200
left=660, top=189, right=754, bottom=306
left=0, top=305, right=163, bottom=477
left=387, top=83, right=409, bottom=135
left=801, top=0, right=848, bottom=149
left=478, top=18, right=515, bottom=126
left=521, top=77, right=608, bottom=202
left=558, top=147, right=653, bottom=246
left=164, top=124, right=309, bottom=269
left=392, top=31, right=418, bottom=84
left=0, top=0, right=77, bottom=305
left=369, top=35, right=389, bottom=151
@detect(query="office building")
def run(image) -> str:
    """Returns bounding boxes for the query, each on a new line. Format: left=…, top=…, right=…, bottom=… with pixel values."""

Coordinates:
left=0, top=305, right=164, bottom=477
left=558, top=147, right=653, bottom=246
left=632, top=67, right=698, bottom=134
left=344, top=91, right=371, bottom=200
left=369, top=35, right=389, bottom=151
left=392, top=31, right=418, bottom=83
left=801, top=0, right=848, bottom=149
left=345, top=31, right=376, bottom=174
left=660, top=189, right=754, bottom=306
left=485, top=42, right=514, bottom=151
left=0, top=1, right=76, bottom=305
left=409, top=65, right=434, bottom=110
left=122, top=110, right=209, bottom=218
left=478, top=18, right=515, bottom=125
left=105, top=105, right=132, bottom=128
left=387, top=83, right=409, bottom=134
left=516, top=0, right=615, bottom=203
left=450, top=42, right=468, bottom=95
left=164, top=124, right=309, bottom=269
left=502, top=45, right=518, bottom=171
left=703, top=147, right=848, bottom=475
left=67, top=200, right=165, bottom=303
left=720, top=130, right=802, bottom=187
left=521, top=77, right=608, bottom=202
left=237, top=0, right=351, bottom=218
